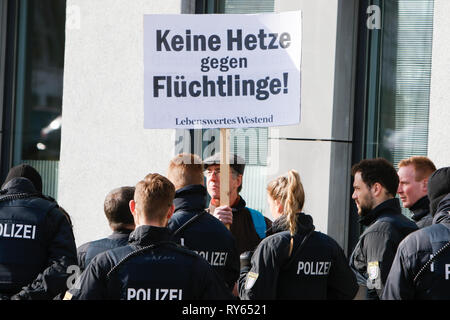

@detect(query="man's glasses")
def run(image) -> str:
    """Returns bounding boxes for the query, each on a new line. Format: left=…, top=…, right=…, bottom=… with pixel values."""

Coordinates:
left=204, top=169, right=220, bottom=177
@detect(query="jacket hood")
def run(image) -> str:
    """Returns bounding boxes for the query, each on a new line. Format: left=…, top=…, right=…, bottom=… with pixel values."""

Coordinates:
left=270, top=212, right=315, bottom=235
left=1, top=177, right=38, bottom=196
left=433, top=193, right=450, bottom=225
left=427, top=167, right=450, bottom=216
left=128, top=225, right=172, bottom=247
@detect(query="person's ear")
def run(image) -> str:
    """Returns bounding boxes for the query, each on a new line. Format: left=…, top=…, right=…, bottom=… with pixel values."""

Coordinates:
left=422, top=178, right=429, bottom=193
left=167, top=203, right=175, bottom=220
left=236, top=174, right=243, bottom=189
left=129, top=200, right=138, bottom=224
left=275, top=199, right=284, bottom=214
left=371, top=182, right=383, bottom=197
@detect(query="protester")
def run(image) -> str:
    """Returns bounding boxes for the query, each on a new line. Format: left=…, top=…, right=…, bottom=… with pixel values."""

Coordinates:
left=167, top=153, right=239, bottom=291
left=382, top=166, right=450, bottom=299
left=397, top=156, right=436, bottom=228
left=64, top=173, right=233, bottom=300
left=239, top=170, right=358, bottom=300
left=349, top=158, right=418, bottom=299
left=77, top=186, right=135, bottom=272
left=204, top=152, right=272, bottom=254
left=0, top=164, right=77, bottom=300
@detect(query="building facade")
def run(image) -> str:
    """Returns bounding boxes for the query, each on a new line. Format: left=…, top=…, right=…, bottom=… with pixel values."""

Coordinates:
left=1, top=0, right=448, bottom=253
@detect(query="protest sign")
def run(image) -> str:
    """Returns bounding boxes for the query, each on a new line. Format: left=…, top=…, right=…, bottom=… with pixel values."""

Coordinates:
left=144, top=11, right=302, bottom=129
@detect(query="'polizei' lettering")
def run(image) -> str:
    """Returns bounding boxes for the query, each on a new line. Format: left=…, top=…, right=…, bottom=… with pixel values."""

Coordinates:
left=297, top=261, right=331, bottom=276
left=127, top=288, right=182, bottom=300
left=0, top=223, right=37, bottom=240
left=195, top=251, right=228, bottom=266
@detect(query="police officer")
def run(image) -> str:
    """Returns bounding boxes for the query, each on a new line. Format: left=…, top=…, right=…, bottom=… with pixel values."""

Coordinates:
left=0, top=165, right=77, bottom=300
left=382, top=166, right=450, bottom=299
left=239, top=170, right=358, bottom=300
left=77, top=186, right=135, bottom=272
left=167, top=154, right=239, bottom=291
left=65, top=173, right=233, bottom=300
left=397, top=156, right=436, bottom=228
left=350, top=158, right=418, bottom=300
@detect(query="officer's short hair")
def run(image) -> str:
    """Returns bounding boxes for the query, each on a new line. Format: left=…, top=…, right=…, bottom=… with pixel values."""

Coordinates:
left=104, top=186, right=135, bottom=230
left=167, top=153, right=204, bottom=190
left=352, top=158, right=399, bottom=197
left=135, top=173, right=175, bottom=222
left=398, top=156, right=436, bottom=181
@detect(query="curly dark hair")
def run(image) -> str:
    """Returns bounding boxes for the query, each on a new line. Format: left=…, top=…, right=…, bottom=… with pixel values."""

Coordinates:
left=351, top=158, right=399, bottom=197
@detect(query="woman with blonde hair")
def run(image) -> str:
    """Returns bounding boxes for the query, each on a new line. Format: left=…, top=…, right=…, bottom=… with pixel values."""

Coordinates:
left=239, top=170, right=358, bottom=300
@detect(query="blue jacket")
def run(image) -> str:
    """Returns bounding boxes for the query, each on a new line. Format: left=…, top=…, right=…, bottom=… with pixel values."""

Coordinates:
left=168, top=185, right=239, bottom=289
left=0, top=178, right=77, bottom=299
left=239, top=213, right=358, bottom=300
left=77, top=230, right=132, bottom=272
left=349, top=198, right=418, bottom=299
left=67, top=225, right=233, bottom=300
left=382, top=194, right=450, bottom=300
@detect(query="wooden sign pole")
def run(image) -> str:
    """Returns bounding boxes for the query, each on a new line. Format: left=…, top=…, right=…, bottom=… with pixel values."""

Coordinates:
left=220, top=128, right=231, bottom=229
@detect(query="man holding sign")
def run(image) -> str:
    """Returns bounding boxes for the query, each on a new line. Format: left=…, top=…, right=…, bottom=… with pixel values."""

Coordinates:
left=144, top=11, right=300, bottom=253
left=204, top=153, right=272, bottom=255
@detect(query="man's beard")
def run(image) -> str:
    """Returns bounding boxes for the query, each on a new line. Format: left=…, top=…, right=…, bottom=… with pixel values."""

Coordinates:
left=357, top=195, right=374, bottom=217
left=358, top=204, right=373, bottom=217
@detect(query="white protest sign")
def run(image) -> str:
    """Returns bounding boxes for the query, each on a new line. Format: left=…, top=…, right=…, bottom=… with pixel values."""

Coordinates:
left=144, top=11, right=302, bottom=129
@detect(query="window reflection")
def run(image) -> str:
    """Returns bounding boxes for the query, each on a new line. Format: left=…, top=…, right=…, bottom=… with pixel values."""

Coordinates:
left=16, top=0, right=66, bottom=162
left=13, top=0, right=66, bottom=198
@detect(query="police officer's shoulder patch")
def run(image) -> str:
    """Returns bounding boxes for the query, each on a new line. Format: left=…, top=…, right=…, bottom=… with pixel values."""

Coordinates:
left=63, top=291, right=73, bottom=300
left=367, top=261, right=379, bottom=280
left=245, top=272, right=259, bottom=290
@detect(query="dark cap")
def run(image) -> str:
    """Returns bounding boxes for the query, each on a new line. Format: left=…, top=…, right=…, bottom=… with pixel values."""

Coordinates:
left=3, top=164, right=43, bottom=193
left=427, top=166, right=450, bottom=216
left=203, top=153, right=245, bottom=175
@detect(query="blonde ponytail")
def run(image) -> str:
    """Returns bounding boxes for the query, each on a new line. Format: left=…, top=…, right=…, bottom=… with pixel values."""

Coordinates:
left=267, top=170, right=305, bottom=255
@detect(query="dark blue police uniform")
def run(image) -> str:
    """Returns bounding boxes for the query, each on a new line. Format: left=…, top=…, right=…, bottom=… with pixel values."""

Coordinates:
left=66, top=225, right=234, bottom=300
left=77, top=229, right=132, bottom=272
left=0, top=178, right=77, bottom=299
left=239, top=212, right=358, bottom=300
left=349, top=198, right=418, bottom=299
left=382, top=194, right=450, bottom=300
left=168, top=184, right=239, bottom=289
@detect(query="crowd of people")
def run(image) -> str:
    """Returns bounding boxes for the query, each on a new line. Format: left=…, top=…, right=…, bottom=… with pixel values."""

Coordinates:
left=0, top=154, right=448, bottom=300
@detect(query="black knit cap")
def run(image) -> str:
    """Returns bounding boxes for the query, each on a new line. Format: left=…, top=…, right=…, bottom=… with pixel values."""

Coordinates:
left=427, top=166, right=450, bottom=216
left=3, top=164, right=43, bottom=193
left=203, top=153, right=245, bottom=175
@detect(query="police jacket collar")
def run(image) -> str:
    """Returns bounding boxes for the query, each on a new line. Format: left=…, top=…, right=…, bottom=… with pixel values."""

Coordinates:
left=359, top=198, right=401, bottom=227
left=173, top=184, right=207, bottom=213
left=1, top=177, right=38, bottom=195
left=410, top=196, right=430, bottom=222
left=433, top=194, right=450, bottom=225
left=270, top=212, right=315, bottom=235
left=128, top=225, right=172, bottom=247
left=109, top=229, right=133, bottom=240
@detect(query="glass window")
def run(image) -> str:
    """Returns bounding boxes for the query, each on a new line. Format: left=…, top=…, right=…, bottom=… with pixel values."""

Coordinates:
left=12, top=0, right=66, bottom=198
left=358, top=0, right=434, bottom=217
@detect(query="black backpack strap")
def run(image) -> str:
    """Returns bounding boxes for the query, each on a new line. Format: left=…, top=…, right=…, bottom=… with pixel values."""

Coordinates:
left=172, top=211, right=205, bottom=238
left=106, top=241, right=176, bottom=279
left=413, top=224, right=450, bottom=284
